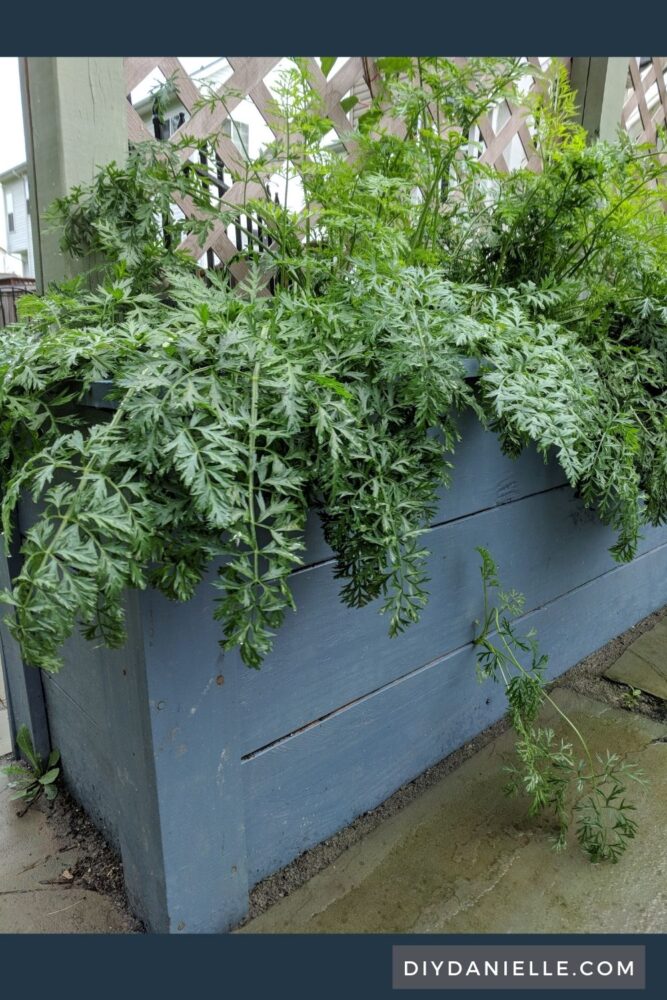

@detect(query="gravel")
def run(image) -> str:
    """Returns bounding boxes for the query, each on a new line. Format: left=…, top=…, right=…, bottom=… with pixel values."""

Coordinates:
left=47, top=790, right=144, bottom=932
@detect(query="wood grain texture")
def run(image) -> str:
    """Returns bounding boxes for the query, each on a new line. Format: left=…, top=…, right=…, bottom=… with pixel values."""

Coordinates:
left=237, top=488, right=666, bottom=754
left=40, top=592, right=169, bottom=931
left=138, top=586, right=250, bottom=932
left=242, top=538, right=667, bottom=882
left=299, top=410, right=567, bottom=568
left=28, top=421, right=667, bottom=930
left=137, top=411, right=666, bottom=758
left=14, top=391, right=667, bottom=931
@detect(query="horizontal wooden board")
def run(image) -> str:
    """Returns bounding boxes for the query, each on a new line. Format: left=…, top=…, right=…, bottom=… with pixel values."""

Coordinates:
left=235, top=489, right=667, bottom=754
left=242, top=539, right=667, bottom=883
left=300, top=411, right=567, bottom=567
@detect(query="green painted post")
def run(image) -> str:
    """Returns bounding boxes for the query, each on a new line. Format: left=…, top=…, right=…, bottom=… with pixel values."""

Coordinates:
left=570, top=57, right=630, bottom=143
left=20, top=57, right=128, bottom=291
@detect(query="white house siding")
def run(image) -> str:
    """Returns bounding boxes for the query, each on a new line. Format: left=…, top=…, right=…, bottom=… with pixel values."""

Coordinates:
left=0, top=247, right=23, bottom=275
left=2, top=173, right=35, bottom=277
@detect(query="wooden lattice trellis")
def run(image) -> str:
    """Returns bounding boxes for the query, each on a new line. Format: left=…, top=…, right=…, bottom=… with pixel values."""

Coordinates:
left=622, top=57, right=667, bottom=149
left=125, top=57, right=385, bottom=280
left=463, top=56, right=571, bottom=173
left=123, top=56, right=572, bottom=278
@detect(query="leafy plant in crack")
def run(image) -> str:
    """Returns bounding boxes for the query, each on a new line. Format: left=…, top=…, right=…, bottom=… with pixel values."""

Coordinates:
left=620, top=686, right=643, bottom=710
left=2, top=725, right=61, bottom=815
left=473, top=547, right=647, bottom=862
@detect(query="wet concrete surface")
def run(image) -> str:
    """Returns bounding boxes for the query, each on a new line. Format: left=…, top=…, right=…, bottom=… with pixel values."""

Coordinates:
left=0, top=770, right=132, bottom=933
left=241, top=689, right=667, bottom=933
left=605, top=619, right=667, bottom=701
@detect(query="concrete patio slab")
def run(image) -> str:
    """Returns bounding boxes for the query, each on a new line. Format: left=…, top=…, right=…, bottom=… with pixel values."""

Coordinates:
left=240, top=689, right=667, bottom=934
left=605, top=620, right=667, bottom=700
left=0, top=771, right=133, bottom=933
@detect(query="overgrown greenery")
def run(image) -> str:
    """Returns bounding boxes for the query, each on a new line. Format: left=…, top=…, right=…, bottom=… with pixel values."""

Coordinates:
left=473, top=547, right=646, bottom=862
left=0, top=57, right=666, bottom=671
left=2, top=725, right=60, bottom=814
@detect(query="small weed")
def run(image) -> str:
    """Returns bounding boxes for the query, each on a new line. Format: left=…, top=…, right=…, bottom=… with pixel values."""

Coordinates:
left=620, top=687, right=643, bottom=710
left=2, top=725, right=61, bottom=816
left=473, top=547, right=646, bottom=863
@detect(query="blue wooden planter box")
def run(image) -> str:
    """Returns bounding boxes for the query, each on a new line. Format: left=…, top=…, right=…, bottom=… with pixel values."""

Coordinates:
left=2, top=390, right=667, bottom=933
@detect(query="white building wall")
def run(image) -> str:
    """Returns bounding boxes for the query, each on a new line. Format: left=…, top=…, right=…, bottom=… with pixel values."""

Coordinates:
left=2, top=173, right=35, bottom=277
left=0, top=248, right=23, bottom=275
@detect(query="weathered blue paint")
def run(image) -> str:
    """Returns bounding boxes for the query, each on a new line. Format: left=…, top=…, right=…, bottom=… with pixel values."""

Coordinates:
left=0, top=529, right=50, bottom=761
left=300, top=408, right=567, bottom=567
left=242, top=539, right=667, bottom=881
left=11, top=415, right=667, bottom=932
left=138, top=587, right=250, bottom=933
left=39, top=596, right=169, bottom=929
left=237, top=489, right=665, bottom=754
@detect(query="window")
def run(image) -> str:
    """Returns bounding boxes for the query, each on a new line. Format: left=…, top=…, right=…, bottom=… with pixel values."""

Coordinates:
left=6, top=192, right=14, bottom=233
left=24, top=175, right=30, bottom=216
left=222, top=119, right=250, bottom=158
left=156, top=111, right=186, bottom=140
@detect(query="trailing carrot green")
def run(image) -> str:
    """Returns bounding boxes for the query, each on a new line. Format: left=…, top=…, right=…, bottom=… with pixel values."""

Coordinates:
left=473, top=547, right=646, bottom=863
left=0, top=58, right=665, bottom=671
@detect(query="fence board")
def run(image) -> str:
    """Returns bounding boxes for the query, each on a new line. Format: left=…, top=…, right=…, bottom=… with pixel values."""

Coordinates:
left=622, top=57, right=667, bottom=174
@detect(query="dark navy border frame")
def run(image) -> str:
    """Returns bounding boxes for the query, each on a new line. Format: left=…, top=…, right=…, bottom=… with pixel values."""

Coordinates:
left=2, top=16, right=667, bottom=998
left=1, top=934, right=666, bottom=998
left=3, top=4, right=667, bottom=56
